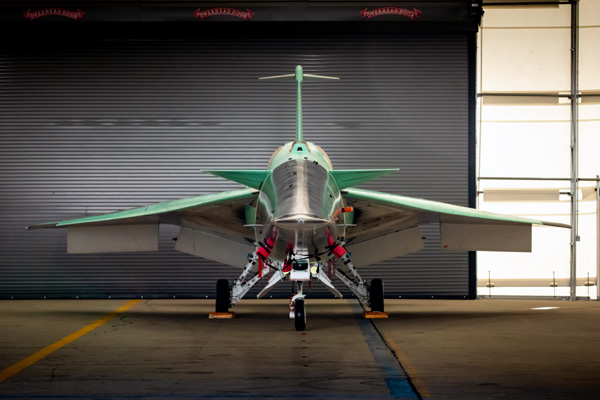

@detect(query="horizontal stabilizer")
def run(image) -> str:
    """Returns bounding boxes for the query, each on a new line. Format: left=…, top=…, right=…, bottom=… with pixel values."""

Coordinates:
left=331, top=169, right=398, bottom=190
left=203, top=170, right=269, bottom=190
left=259, top=73, right=339, bottom=81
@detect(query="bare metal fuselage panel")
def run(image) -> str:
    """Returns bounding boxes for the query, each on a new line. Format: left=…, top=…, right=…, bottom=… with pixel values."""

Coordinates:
left=255, top=158, right=344, bottom=262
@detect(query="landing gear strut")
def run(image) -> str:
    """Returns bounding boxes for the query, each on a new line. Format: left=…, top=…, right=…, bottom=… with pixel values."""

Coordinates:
left=334, top=252, right=370, bottom=308
left=332, top=249, right=385, bottom=313
left=214, top=253, right=263, bottom=314
left=213, top=242, right=386, bottom=326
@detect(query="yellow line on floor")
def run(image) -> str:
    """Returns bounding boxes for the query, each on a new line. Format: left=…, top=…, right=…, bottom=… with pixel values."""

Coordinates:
left=379, top=330, right=432, bottom=399
left=0, top=299, right=141, bottom=383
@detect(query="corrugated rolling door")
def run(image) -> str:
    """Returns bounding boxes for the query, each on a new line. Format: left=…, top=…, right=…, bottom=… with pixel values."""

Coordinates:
left=0, top=32, right=471, bottom=299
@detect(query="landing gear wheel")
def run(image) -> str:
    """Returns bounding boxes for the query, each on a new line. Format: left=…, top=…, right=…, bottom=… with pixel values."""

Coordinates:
left=370, top=278, right=384, bottom=312
left=215, top=279, right=230, bottom=313
left=294, top=299, right=307, bottom=331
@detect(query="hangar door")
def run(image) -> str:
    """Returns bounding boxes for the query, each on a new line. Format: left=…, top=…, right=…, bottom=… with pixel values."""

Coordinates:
left=0, top=31, right=472, bottom=299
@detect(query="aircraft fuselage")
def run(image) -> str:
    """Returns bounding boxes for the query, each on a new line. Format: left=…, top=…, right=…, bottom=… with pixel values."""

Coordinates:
left=252, top=140, right=347, bottom=264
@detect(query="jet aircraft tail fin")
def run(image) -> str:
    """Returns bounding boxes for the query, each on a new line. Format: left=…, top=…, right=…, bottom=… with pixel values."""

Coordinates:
left=203, top=169, right=269, bottom=190
left=259, top=65, right=339, bottom=142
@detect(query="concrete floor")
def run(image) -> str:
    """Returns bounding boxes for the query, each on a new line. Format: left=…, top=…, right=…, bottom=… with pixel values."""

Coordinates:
left=0, top=298, right=599, bottom=399
left=375, top=299, right=600, bottom=400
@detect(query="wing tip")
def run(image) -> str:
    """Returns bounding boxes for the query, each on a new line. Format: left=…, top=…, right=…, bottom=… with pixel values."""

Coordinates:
left=26, top=223, right=59, bottom=230
left=541, top=221, right=571, bottom=229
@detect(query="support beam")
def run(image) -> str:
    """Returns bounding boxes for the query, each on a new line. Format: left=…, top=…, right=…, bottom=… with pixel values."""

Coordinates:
left=597, top=176, right=599, bottom=300
left=569, top=0, right=579, bottom=301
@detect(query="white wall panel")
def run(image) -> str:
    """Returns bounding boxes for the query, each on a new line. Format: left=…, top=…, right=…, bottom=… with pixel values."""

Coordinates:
left=481, top=28, right=571, bottom=92
left=580, top=27, right=600, bottom=91
left=478, top=120, right=570, bottom=177
left=477, top=1, right=598, bottom=297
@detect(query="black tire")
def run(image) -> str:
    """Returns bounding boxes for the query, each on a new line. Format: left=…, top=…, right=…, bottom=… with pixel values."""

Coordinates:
left=370, top=278, right=384, bottom=312
left=215, top=279, right=230, bottom=313
left=294, top=299, right=307, bottom=331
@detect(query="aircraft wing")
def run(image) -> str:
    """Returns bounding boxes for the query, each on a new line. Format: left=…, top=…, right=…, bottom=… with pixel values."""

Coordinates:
left=342, top=188, right=570, bottom=267
left=27, top=188, right=259, bottom=267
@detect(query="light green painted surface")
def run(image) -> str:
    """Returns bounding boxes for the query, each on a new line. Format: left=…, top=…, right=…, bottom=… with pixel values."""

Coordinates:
left=28, top=188, right=257, bottom=229
left=291, top=142, right=308, bottom=155
left=244, top=204, right=257, bottom=225
left=344, top=188, right=570, bottom=228
left=203, top=170, right=269, bottom=190
left=27, top=64, right=568, bottom=238
left=295, top=65, right=304, bottom=141
left=204, top=167, right=395, bottom=191
left=331, top=169, right=398, bottom=190
left=269, top=141, right=334, bottom=171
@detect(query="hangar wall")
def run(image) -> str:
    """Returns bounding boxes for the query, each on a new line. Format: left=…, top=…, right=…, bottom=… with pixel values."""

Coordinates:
left=477, top=0, right=600, bottom=299
left=0, top=5, right=479, bottom=300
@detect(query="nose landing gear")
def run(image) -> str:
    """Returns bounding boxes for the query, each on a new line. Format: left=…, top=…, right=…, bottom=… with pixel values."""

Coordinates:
left=294, top=299, right=306, bottom=331
left=290, top=291, right=307, bottom=331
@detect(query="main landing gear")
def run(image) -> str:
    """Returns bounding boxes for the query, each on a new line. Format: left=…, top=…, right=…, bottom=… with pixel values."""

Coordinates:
left=215, top=279, right=230, bottom=313
left=369, top=278, right=384, bottom=313
left=213, top=248, right=385, bottom=330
